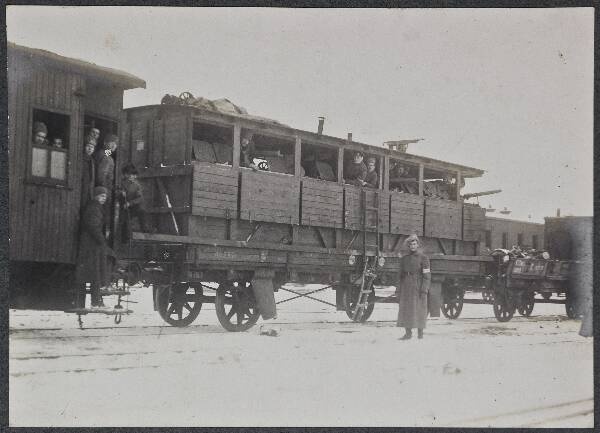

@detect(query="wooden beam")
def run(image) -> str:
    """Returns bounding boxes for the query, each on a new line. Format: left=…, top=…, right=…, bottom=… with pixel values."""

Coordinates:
left=337, top=147, right=344, bottom=184
left=456, top=170, right=462, bottom=201
left=138, top=165, right=193, bottom=178
left=436, top=238, right=447, bottom=255
left=295, top=136, right=302, bottom=178
left=383, top=155, right=389, bottom=191
left=232, top=123, right=241, bottom=169
left=418, top=163, right=424, bottom=196
left=314, top=227, right=328, bottom=248
left=185, top=111, right=192, bottom=164
left=147, top=206, right=190, bottom=214
left=155, top=177, right=179, bottom=235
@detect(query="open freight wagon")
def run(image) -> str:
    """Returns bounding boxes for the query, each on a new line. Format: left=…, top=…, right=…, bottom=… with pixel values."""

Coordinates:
left=112, top=95, right=511, bottom=331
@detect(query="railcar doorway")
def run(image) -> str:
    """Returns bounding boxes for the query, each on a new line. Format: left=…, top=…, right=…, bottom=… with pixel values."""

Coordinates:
left=85, top=114, right=119, bottom=244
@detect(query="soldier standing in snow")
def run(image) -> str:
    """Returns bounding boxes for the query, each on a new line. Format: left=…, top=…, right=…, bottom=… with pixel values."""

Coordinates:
left=396, top=234, right=431, bottom=340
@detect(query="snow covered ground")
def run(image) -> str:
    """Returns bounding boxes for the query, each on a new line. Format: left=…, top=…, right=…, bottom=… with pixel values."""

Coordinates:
left=9, top=285, right=593, bottom=427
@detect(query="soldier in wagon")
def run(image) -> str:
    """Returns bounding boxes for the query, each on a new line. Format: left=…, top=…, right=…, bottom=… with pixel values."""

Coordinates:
left=76, top=186, right=111, bottom=308
left=396, top=234, right=431, bottom=340
left=81, top=133, right=97, bottom=210
left=240, top=131, right=258, bottom=170
left=95, top=134, right=119, bottom=230
left=51, top=137, right=64, bottom=148
left=344, top=151, right=368, bottom=186
left=364, top=157, right=379, bottom=188
left=118, top=163, right=150, bottom=240
left=32, top=121, right=49, bottom=146
left=90, top=127, right=101, bottom=143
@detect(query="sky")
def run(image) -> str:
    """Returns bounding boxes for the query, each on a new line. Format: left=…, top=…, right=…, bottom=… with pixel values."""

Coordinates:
left=7, top=6, right=594, bottom=222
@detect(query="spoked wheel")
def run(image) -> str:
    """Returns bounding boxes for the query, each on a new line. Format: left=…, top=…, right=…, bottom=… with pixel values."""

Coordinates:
left=441, top=297, right=464, bottom=319
left=342, top=287, right=375, bottom=322
left=215, top=281, right=261, bottom=332
left=482, top=291, right=495, bottom=303
left=493, top=290, right=515, bottom=322
left=156, top=283, right=203, bottom=327
left=517, top=292, right=535, bottom=317
left=441, top=285, right=464, bottom=319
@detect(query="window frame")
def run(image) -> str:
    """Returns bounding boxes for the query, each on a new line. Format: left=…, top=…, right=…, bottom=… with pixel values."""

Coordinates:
left=27, top=105, right=72, bottom=188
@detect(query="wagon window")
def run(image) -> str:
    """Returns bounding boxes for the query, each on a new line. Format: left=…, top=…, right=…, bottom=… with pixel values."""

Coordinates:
left=301, top=141, right=337, bottom=182
left=240, top=129, right=295, bottom=174
left=30, top=109, right=70, bottom=184
left=389, top=158, right=419, bottom=194
left=343, top=149, right=380, bottom=188
left=422, top=168, right=461, bottom=201
left=192, top=121, right=233, bottom=165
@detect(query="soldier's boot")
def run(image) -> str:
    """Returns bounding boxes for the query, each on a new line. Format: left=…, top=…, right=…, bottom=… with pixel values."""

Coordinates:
left=399, top=328, right=412, bottom=340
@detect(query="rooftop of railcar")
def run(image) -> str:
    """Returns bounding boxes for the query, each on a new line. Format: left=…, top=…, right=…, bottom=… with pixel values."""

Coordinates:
left=8, top=42, right=146, bottom=89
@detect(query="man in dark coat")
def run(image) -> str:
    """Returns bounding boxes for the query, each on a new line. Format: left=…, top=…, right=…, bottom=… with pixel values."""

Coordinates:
left=240, top=131, right=258, bottom=170
left=76, top=186, right=110, bottom=308
left=364, top=157, right=379, bottom=188
left=81, top=134, right=96, bottom=210
left=118, top=163, right=151, bottom=240
left=396, top=234, right=431, bottom=340
left=95, top=134, right=118, bottom=229
left=344, top=151, right=368, bottom=186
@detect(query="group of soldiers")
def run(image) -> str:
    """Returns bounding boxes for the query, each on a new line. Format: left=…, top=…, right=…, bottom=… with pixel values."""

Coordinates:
left=32, top=121, right=148, bottom=309
left=31, top=121, right=65, bottom=149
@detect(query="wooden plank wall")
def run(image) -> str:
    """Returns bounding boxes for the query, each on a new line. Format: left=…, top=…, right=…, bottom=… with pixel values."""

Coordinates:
left=9, top=53, right=84, bottom=263
left=344, top=186, right=390, bottom=232
left=424, top=198, right=462, bottom=240
left=462, top=203, right=486, bottom=242
left=192, top=162, right=238, bottom=219
left=390, top=193, right=424, bottom=235
left=301, top=178, right=343, bottom=228
left=151, top=110, right=189, bottom=167
left=240, top=170, right=299, bottom=224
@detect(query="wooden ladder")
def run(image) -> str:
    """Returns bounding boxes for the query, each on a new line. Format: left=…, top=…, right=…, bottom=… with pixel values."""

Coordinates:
left=352, top=189, right=380, bottom=321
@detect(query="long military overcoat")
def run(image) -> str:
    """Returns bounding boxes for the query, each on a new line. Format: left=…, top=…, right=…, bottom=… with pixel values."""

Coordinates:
left=75, top=200, right=109, bottom=289
left=396, top=250, right=431, bottom=329
left=80, top=153, right=95, bottom=210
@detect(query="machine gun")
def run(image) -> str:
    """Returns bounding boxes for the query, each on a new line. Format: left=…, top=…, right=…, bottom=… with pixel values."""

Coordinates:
left=462, top=189, right=502, bottom=200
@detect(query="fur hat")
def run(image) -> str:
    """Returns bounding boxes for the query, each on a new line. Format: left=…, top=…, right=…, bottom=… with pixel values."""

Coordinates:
left=93, top=186, right=109, bottom=197
left=33, top=121, right=48, bottom=135
left=403, top=234, right=422, bottom=250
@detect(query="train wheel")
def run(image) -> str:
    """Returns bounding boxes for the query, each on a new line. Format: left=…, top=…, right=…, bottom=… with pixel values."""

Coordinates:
left=215, top=282, right=260, bottom=332
left=517, top=293, right=535, bottom=317
left=441, top=297, right=463, bottom=319
left=441, top=284, right=464, bottom=319
left=493, top=292, right=515, bottom=322
left=156, top=283, right=203, bottom=327
left=342, top=287, right=375, bottom=322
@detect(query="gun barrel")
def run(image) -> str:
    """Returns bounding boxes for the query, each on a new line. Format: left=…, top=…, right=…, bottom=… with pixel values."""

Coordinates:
left=462, top=189, right=502, bottom=199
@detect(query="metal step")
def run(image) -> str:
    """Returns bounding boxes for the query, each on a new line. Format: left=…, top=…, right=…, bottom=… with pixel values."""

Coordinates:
left=66, top=308, right=133, bottom=315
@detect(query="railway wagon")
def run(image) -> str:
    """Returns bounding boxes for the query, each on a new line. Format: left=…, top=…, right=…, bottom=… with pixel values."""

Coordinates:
left=114, top=94, right=497, bottom=330
left=8, top=43, right=146, bottom=309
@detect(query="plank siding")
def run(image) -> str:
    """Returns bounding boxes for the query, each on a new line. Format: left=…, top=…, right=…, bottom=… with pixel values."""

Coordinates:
left=389, top=192, right=424, bottom=235
left=344, top=186, right=390, bottom=233
left=301, top=178, right=343, bottom=228
left=462, top=203, right=486, bottom=242
left=191, top=162, right=238, bottom=218
left=240, top=170, right=299, bottom=224
left=424, top=198, right=462, bottom=240
left=9, top=59, right=84, bottom=263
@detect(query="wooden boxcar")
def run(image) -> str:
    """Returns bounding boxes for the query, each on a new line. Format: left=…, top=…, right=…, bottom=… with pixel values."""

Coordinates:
left=8, top=42, right=145, bottom=309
